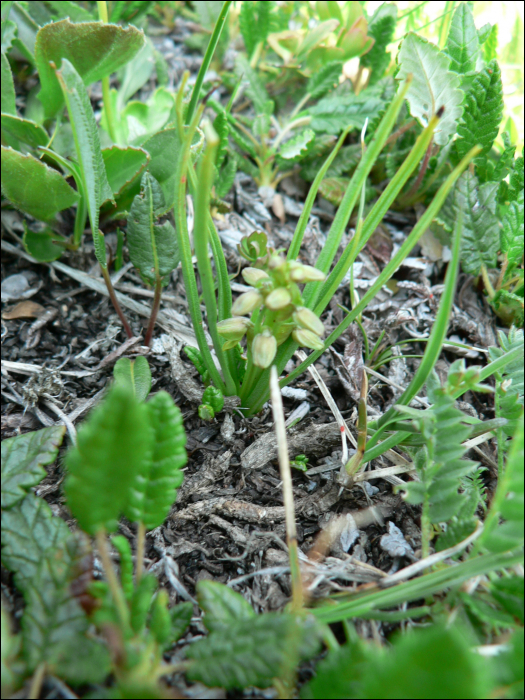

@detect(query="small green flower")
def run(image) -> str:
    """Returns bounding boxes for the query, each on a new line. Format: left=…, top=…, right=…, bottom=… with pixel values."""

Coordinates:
left=288, top=262, right=326, bottom=283
left=232, top=290, right=263, bottom=315
left=242, top=267, right=270, bottom=286
left=265, top=287, right=292, bottom=310
left=292, top=328, right=325, bottom=351
left=294, top=307, right=325, bottom=336
left=252, top=329, right=277, bottom=368
left=217, top=316, right=253, bottom=340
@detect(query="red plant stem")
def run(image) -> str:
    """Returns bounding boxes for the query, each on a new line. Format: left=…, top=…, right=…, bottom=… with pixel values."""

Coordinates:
left=144, top=277, right=162, bottom=347
left=100, top=265, right=133, bottom=339
left=404, top=141, right=434, bottom=202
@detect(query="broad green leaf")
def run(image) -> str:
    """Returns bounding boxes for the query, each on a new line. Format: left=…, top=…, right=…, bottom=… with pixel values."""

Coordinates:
left=491, top=629, right=524, bottom=699
left=452, top=61, right=504, bottom=164
left=9, top=3, right=38, bottom=63
left=187, top=612, right=322, bottom=690
left=35, top=19, right=145, bottom=119
left=481, top=416, right=524, bottom=553
left=239, top=0, right=273, bottom=59
left=307, top=92, right=384, bottom=134
left=235, top=53, right=271, bottom=117
left=482, top=24, right=498, bottom=63
left=1, top=426, right=65, bottom=509
left=104, top=86, right=174, bottom=146
left=42, top=0, right=94, bottom=23
left=102, top=145, right=149, bottom=197
left=142, top=128, right=182, bottom=210
left=1, top=51, right=16, bottom=114
left=299, top=19, right=340, bottom=60
left=127, top=171, right=180, bottom=286
left=2, top=493, right=110, bottom=682
left=1, top=492, right=72, bottom=586
left=54, top=58, right=114, bottom=263
left=0, top=113, right=48, bottom=148
left=319, top=176, right=350, bottom=205
left=278, top=128, right=315, bottom=162
left=362, top=625, right=489, bottom=700
left=1, top=146, right=79, bottom=220
left=501, top=200, right=524, bottom=272
left=122, top=391, right=186, bottom=530
left=21, top=540, right=110, bottom=683
left=65, top=386, right=153, bottom=535
left=396, top=33, right=464, bottom=146
left=444, top=2, right=480, bottom=74
left=116, top=36, right=155, bottom=111
left=197, top=581, right=255, bottom=633
left=454, top=171, right=499, bottom=275
left=301, top=633, right=370, bottom=698
left=113, top=356, right=152, bottom=402
left=306, top=60, right=343, bottom=99
left=1, top=20, right=17, bottom=55
left=360, top=4, right=397, bottom=84
left=490, top=577, right=524, bottom=625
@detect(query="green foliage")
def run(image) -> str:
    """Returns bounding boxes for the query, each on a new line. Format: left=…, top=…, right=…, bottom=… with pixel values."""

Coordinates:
left=490, top=328, right=524, bottom=441
left=123, top=391, right=187, bottom=530
left=239, top=0, right=274, bottom=59
left=396, top=32, right=464, bottom=145
left=198, top=385, right=225, bottom=421
left=444, top=2, right=480, bottom=75
left=302, top=624, right=489, bottom=699
left=307, top=91, right=384, bottom=135
left=360, top=3, right=397, bottom=84
left=113, top=356, right=152, bottom=402
left=187, top=582, right=322, bottom=690
left=65, top=385, right=154, bottom=534
left=126, top=171, right=180, bottom=286
left=306, top=60, right=344, bottom=100
left=1, top=425, right=65, bottom=508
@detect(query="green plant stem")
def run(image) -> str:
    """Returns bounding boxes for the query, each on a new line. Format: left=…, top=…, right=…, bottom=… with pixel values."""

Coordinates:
left=402, top=140, right=434, bottom=204
left=100, top=265, right=133, bottom=339
left=270, top=366, right=303, bottom=612
left=193, top=123, right=236, bottom=394
left=96, top=529, right=130, bottom=630
left=28, top=662, right=46, bottom=700
left=174, top=107, right=227, bottom=394
left=136, top=521, right=146, bottom=584
left=481, top=263, right=496, bottom=299
left=287, top=127, right=352, bottom=261
left=312, top=548, right=525, bottom=623
left=96, top=2, right=118, bottom=144
left=494, top=375, right=506, bottom=477
left=302, top=78, right=412, bottom=306
left=311, top=113, right=442, bottom=315
left=185, top=1, right=232, bottom=126
left=73, top=194, right=87, bottom=248
left=245, top=146, right=480, bottom=416
left=366, top=211, right=464, bottom=453
left=144, top=277, right=162, bottom=347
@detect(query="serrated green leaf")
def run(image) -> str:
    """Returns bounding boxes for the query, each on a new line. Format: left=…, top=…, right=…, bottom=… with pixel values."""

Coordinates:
left=452, top=61, right=504, bottom=165
left=481, top=416, right=524, bottom=553
left=454, top=171, right=500, bottom=276
left=213, top=110, right=229, bottom=170
left=239, top=0, right=273, bottom=59
left=490, top=577, right=524, bottom=625
left=113, top=356, right=152, bottom=402
left=360, top=4, right=397, bottom=84
left=436, top=517, right=478, bottom=553
left=197, top=581, right=255, bottom=633
left=54, top=59, right=114, bottom=265
left=9, top=3, right=38, bottom=63
left=445, top=3, right=480, bottom=75
left=1, top=146, right=80, bottom=220
left=1, top=113, right=48, bottom=148
left=65, top=386, right=153, bottom=535
left=215, top=154, right=237, bottom=198
left=396, top=33, right=464, bottom=146
left=482, top=24, right=498, bottom=63
left=122, top=391, right=186, bottom=530
left=306, top=60, right=343, bottom=100
left=168, top=600, right=193, bottom=645
left=1, top=492, right=71, bottom=585
left=1, top=51, right=16, bottom=114
left=111, top=535, right=134, bottom=600
left=1, top=425, right=65, bottom=509
left=101, top=146, right=149, bottom=197
left=501, top=200, right=524, bottom=272
left=307, top=92, right=384, bottom=134
left=130, top=573, right=157, bottom=634
left=278, top=128, right=315, bottom=162
left=141, top=128, right=182, bottom=211
left=1, top=20, right=17, bottom=56
left=187, top=612, right=322, bottom=690
left=35, top=19, right=145, bottom=119
left=126, top=171, right=180, bottom=286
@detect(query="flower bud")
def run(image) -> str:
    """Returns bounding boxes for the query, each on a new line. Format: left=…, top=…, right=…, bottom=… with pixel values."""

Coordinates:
left=268, top=253, right=286, bottom=270
left=242, top=267, right=270, bottom=286
left=289, top=263, right=326, bottom=283
left=293, top=307, right=325, bottom=336
left=252, top=329, right=277, bottom=368
left=265, top=287, right=292, bottom=310
left=231, top=290, right=263, bottom=316
left=217, top=316, right=252, bottom=340
left=198, top=404, right=215, bottom=421
left=292, top=328, right=325, bottom=351
left=274, top=322, right=294, bottom=345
